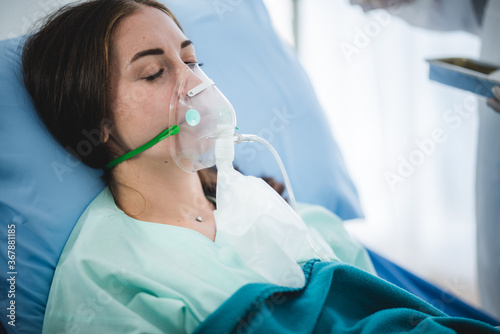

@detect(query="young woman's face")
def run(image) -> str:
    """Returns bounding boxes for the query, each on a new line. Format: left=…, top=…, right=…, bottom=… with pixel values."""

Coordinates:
left=108, top=6, right=199, bottom=165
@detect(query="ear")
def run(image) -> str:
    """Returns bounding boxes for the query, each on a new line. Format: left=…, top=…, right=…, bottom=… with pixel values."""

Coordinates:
left=100, top=118, right=114, bottom=144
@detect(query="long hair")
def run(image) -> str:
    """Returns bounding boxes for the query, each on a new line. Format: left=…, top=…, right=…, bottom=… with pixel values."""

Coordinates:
left=22, top=0, right=180, bottom=171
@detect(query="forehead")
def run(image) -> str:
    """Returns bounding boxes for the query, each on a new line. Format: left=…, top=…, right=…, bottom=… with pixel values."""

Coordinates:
left=111, top=6, right=187, bottom=62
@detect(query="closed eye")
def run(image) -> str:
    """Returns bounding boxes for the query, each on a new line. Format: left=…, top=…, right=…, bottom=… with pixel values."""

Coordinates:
left=144, top=68, right=165, bottom=81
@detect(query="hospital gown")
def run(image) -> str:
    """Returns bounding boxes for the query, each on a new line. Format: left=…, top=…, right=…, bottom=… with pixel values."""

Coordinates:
left=42, top=187, right=374, bottom=333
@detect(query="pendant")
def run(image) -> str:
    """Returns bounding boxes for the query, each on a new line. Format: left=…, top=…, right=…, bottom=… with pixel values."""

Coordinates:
left=196, top=216, right=203, bottom=222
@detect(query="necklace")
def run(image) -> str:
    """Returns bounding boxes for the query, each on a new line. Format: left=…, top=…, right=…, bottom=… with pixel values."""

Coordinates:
left=194, top=196, right=215, bottom=223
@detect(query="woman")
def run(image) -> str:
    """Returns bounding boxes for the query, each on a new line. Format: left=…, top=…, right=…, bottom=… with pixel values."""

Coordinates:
left=23, top=0, right=375, bottom=332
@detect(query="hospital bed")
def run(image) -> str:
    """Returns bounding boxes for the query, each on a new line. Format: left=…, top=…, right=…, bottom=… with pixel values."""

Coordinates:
left=0, top=1, right=498, bottom=333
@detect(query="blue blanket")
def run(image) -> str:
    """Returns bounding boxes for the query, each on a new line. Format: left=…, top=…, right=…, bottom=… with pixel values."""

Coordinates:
left=367, top=249, right=500, bottom=326
left=194, top=260, right=500, bottom=333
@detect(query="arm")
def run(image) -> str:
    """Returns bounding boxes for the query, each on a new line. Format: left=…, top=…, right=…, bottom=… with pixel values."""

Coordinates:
left=487, top=86, right=500, bottom=112
left=42, top=258, right=197, bottom=334
left=297, top=203, right=376, bottom=275
left=350, top=0, right=482, bottom=35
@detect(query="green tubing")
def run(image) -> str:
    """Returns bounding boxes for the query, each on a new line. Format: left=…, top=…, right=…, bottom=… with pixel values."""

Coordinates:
left=105, top=125, right=180, bottom=169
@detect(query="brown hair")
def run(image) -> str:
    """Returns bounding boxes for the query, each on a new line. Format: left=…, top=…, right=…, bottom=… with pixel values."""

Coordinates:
left=22, top=0, right=180, bottom=171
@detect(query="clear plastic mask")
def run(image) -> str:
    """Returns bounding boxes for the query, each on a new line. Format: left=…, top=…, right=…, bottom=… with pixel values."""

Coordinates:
left=169, top=63, right=236, bottom=173
left=105, top=63, right=236, bottom=170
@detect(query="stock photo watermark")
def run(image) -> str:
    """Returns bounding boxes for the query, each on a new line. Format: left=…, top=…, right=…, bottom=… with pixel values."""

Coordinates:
left=63, top=268, right=132, bottom=334
left=384, top=93, right=477, bottom=191
left=5, top=0, right=68, bottom=40
left=212, top=0, right=243, bottom=21
left=238, top=106, right=296, bottom=163
left=340, top=0, right=409, bottom=63
left=51, top=118, right=114, bottom=182
left=5, top=222, right=17, bottom=327
left=236, top=292, right=287, bottom=334
left=406, top=275, right=470, bottom=333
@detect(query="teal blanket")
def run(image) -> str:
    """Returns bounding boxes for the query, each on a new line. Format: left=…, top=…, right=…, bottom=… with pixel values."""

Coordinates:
left=194, top=260, right=499, bottom=333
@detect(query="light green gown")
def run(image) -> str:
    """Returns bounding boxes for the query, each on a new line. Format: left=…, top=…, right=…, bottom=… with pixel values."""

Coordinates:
left=42, top=187, right=374, bottom=334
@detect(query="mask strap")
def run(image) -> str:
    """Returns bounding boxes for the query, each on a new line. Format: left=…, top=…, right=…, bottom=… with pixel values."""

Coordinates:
left=105, top=125, right=180, bottom=169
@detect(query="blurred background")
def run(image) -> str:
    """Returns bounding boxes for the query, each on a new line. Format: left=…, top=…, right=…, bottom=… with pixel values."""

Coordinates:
left=0, top=0, right=483, bottom=310
left=262, top=0, right=482, bottom=308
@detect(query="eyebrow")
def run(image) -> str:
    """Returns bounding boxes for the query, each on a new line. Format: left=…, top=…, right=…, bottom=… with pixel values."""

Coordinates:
left=181, top=39, right=193, bottom=49
left=129, top=40, right=193, bottom=64
left=130, top=48, right=164, bottom=63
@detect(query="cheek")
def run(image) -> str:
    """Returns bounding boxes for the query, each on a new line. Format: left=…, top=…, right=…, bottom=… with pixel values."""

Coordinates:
left=114, top=84, right=151, bottom=112
left=111, top=83, right=172, bottom=148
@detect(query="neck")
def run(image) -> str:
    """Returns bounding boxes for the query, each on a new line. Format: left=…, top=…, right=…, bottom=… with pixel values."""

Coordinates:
left=111, top=157, right=215, bottom=229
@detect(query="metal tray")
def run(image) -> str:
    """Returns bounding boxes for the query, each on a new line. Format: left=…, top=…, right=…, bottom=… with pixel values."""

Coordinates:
left=426, top=57, right=500, bottom=98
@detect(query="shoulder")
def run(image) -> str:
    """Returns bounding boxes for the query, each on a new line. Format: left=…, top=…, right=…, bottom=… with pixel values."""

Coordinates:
left=56, top=187, right=132, bottom=265
left=296, top=202, right=343, bottom=226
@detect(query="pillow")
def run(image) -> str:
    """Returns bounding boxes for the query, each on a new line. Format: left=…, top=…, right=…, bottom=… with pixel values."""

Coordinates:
left=0, top=1, right=361, bottom=332
left=0, top=37, right=105, bottom=333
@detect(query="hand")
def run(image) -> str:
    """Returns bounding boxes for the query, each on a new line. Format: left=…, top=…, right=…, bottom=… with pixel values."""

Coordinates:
left=487, top=86, right=500, bottom=113
left=349, top=0, right=415, bottom=12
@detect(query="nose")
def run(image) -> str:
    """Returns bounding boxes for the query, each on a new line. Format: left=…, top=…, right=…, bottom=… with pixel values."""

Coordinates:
left=179, top=65, right=205, bottom=97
